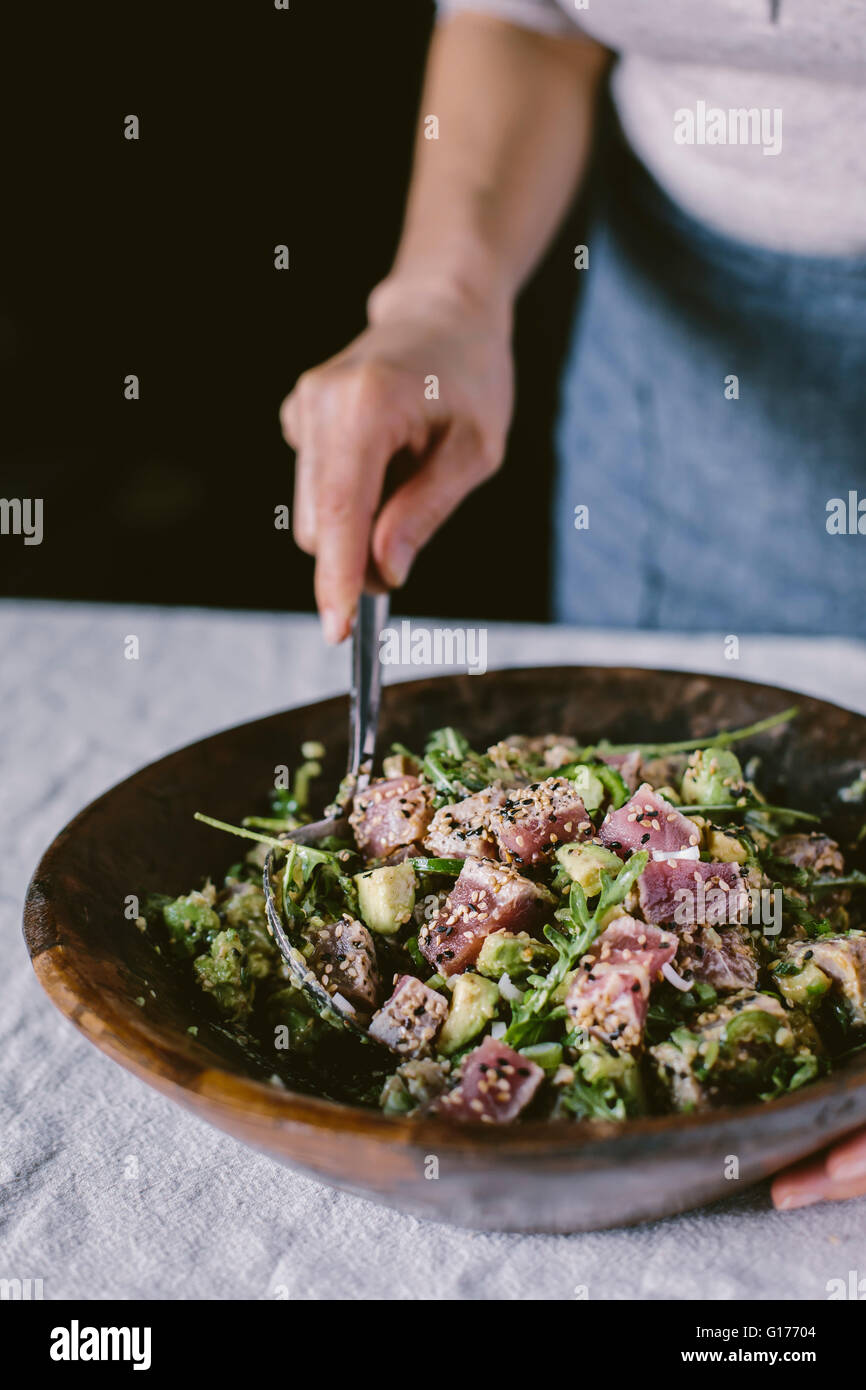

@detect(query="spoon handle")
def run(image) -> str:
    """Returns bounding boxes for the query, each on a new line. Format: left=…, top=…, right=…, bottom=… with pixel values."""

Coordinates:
left=348, top=591, right=389, bottom=788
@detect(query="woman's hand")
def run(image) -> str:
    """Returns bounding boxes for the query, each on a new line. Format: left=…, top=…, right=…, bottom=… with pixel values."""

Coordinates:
left=280, top=285, right=513, bottom=643
left=772, top=1126, right=866, bottom=1209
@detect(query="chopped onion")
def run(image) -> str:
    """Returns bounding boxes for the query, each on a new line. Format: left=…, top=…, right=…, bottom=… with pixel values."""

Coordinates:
left=661, top=961, right=693, bottom=993
left=490, top=1021, right=507, bottom=1040
left=330, top=992, right=355, bottom=1015
left=498, top=972, right=524, bottom=1003
left=652, top=845, right=700, bottom=863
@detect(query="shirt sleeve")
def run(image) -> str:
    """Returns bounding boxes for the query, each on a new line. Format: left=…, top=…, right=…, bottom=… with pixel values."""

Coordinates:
left=435, top=0, right=577, bottom=38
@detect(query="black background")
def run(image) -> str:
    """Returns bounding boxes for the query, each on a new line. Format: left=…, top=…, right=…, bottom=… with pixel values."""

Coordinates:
left=1, top=0, right=584, bottom=621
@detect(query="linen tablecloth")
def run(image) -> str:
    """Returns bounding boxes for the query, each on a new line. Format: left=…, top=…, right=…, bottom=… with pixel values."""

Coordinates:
left=3, top=600, right=865, bottom=1300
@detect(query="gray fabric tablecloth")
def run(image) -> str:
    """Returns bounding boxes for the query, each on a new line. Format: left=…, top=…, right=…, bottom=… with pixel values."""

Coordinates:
left=3, top=599, right=866, bottom=1301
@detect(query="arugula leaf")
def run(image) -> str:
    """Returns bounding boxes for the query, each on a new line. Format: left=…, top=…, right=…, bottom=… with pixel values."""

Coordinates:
left=811, top=871, right=866, bottom=892
left=503, top=850, right=649, bottom=1048
left=425, top=727, right=472, bottom=760
left=555, top=1074, right=630, bottom=1122
left=645, top=981, right=718, bottom=1044
left=421, top=728, right=499, bottom=797
left=554, top=1047, right=645, bottom=1121
left=194, top=812, right=360, bottom=924
left=407, top=856, right=464, bottom=876
left=758, top=1052, right=824, bottom=1101
left=577, top=707, right=798, bottom=759
left=780, top=892, right=835, bottom=938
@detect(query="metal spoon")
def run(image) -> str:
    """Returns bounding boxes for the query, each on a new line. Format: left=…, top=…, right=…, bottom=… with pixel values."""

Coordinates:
left=263, top=592, right=388, bottom=1031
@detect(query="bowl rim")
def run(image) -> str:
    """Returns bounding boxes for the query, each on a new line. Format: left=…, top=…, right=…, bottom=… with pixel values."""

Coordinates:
left=22, top=661, right=866, bottom=1154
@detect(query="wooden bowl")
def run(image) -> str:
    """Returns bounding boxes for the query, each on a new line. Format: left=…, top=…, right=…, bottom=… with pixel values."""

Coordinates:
left=23, top=666, right=866, bottom=1232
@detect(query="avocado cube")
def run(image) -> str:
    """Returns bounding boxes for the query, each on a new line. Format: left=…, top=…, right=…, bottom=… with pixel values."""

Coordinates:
left=707, top=828, right=749, bottom=864
left=567, top=765, right=605, bottom=815
left=437, top=973, right=500, bottom=1055
left=193, top=928, right=251, bottom=1020
left=162, top=891, right=221, bottom=958
left=555, top=841, right=623, bottom=896
left=681, top=747, right=744, bottom=806
left=354, top=860, right=416, bottom=935
left=773, top=959, right=832, bottom=1011
left=476, top=928, right=556, bottom=979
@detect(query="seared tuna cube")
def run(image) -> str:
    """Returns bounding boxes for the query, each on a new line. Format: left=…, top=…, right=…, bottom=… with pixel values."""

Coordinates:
left=772, top=833, right=850, bottom=912
left=419, top=857, right=554, bottom=976
left=368, top=974, right=448, bottom=1056
left=310, top=915, right=381, bottom=1018
left=349, top=775, right=433, bottom=859
left=676, top=924, right=759, bottom=993
left=788, top=935, right=866, bottom=1026
left=591, top=916, right=679, bottom=977
left=637, top=859, right=749, bottom=927
left=771, top=832, right=845, bottom=877
left=487, top=733, right=578, bottom=775
left=599, top=783, right=700, bottom=859
left=489, top=776, right=593, bottom=866
left=436, top=1036, right=544, bottom=1124
left=540, top=738, right=582, bottom=770
left=423, top=784, right=506, bottom=860
left=565, top=917, right=677, bottom=1051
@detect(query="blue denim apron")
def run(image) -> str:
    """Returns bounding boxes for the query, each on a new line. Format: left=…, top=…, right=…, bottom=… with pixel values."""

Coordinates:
left=552, top=128, right=866, bottom=636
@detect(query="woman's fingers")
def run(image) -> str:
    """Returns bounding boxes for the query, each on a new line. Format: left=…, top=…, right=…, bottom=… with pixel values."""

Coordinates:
left=307, top=366, right=417, bottom=642
left=371, top=421, right=501, bottom=588
left=279, top=389, right=300, bottom=448
left=771, top=1128, right=866, bottom=1210
left=292, top=450, right=316, bottom=556
left=826, top=1126, right=866, bottom=1182
left=279, top=317, right=512, bottom=636
left=281, top=382, right=316, bottom=554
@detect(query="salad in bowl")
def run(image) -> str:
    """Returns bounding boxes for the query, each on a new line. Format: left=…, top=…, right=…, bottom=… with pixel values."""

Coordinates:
left=136, top=711, right=866, bottom=1126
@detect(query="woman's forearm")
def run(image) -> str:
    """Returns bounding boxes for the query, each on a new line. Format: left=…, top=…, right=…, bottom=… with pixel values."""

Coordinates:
left=369, top=13, right=610, bottom=325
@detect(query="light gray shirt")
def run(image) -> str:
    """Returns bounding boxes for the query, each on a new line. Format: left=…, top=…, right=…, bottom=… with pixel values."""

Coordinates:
left=436, top=0, right=866, bottom=254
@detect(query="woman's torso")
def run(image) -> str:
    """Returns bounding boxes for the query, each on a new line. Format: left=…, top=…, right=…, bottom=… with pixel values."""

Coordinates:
left=439, top=0, right=866, bottom=254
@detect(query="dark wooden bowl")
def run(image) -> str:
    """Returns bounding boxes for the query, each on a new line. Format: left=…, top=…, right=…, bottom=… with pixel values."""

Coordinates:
left=23, top=666, right=866, bottom=1232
